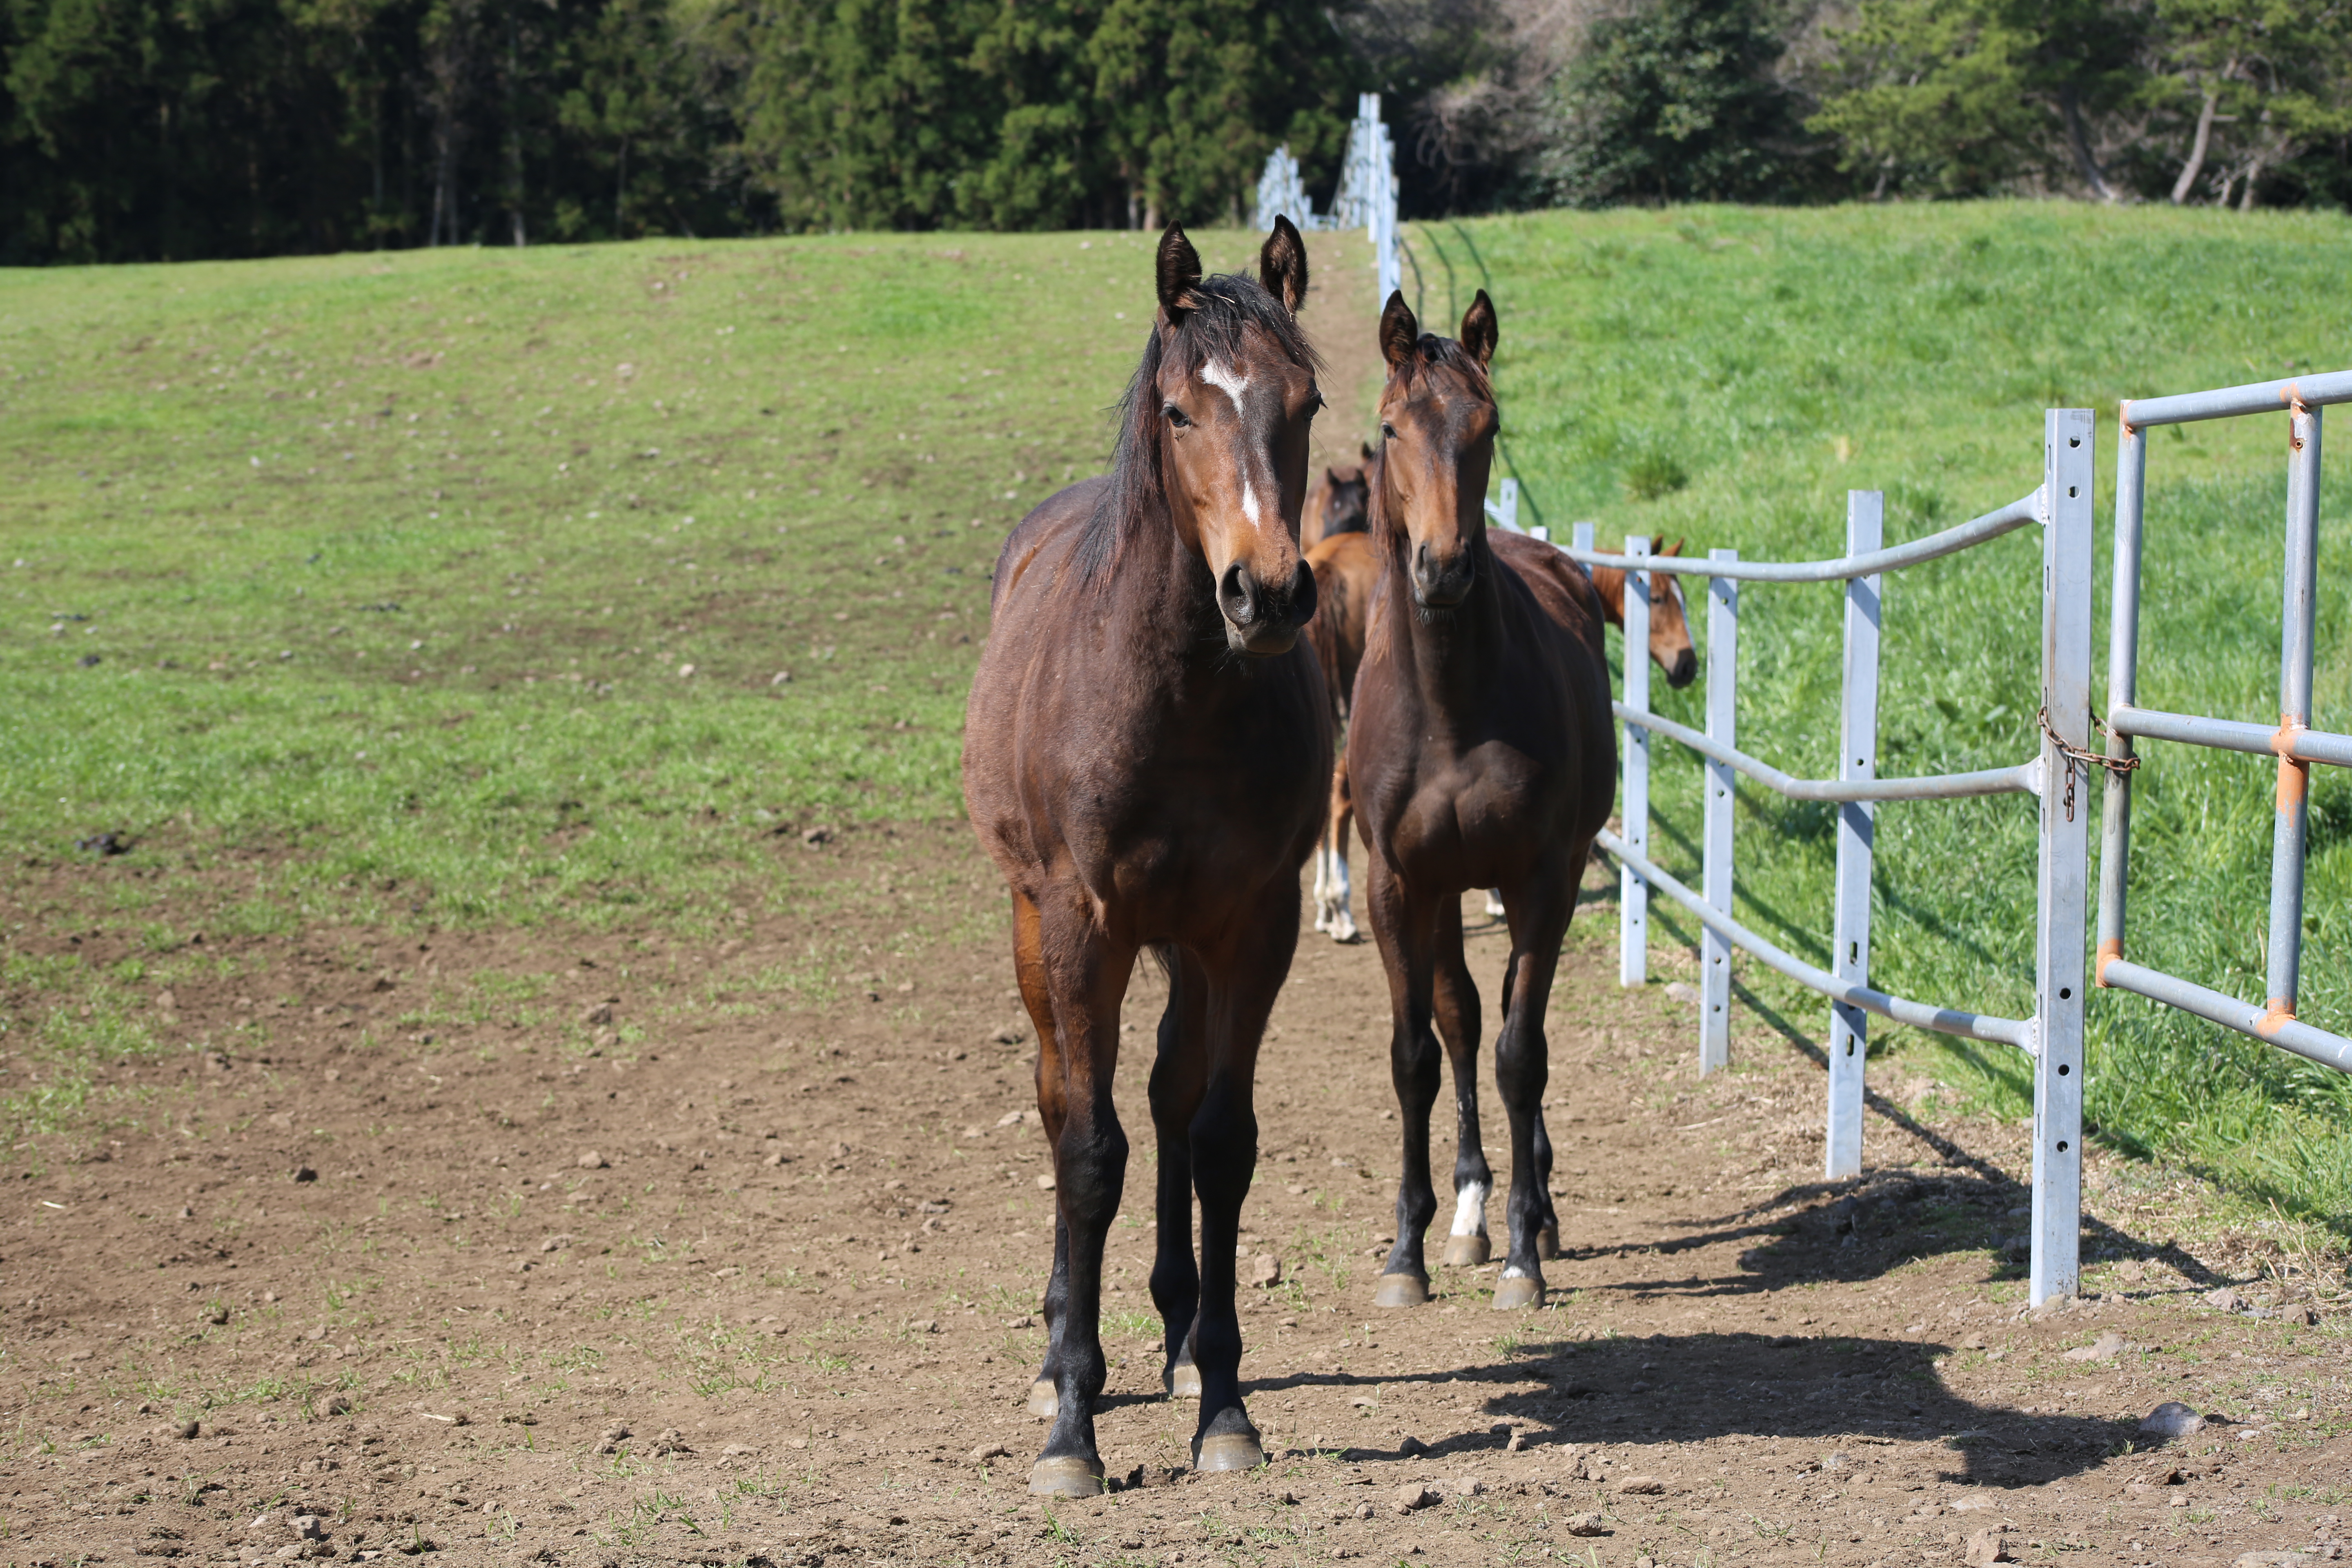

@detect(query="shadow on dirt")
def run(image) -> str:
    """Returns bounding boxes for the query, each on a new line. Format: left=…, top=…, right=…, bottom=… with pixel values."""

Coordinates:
left=1257, top=1329, right=2168, bottom=1489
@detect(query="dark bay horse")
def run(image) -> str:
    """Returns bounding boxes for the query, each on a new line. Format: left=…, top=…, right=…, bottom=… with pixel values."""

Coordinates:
left=962, top=220, right=1331, bottom=1494
left=1347, top=290, right=1616, bottom=1312
left=1301, top=444, right=1376, bottom=548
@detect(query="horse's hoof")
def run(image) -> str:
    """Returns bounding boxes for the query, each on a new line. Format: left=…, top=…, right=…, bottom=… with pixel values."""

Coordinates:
left=1441, top=1234, right=1491, bottom=1268
left=1492, top=1273, right=1545, bottom=1311
left=1333, top=915, right=1359, bottom=943
left=1536, top=1225, right=1561, bottom=1261
left=1028, top=1455, right=1106, bottom=1497
left=1373, top=1271, right=1430, bottom=1308
left=1191, top=1431, right=1266, bottom=1472
left=1165, top=1362, right=1202, bottom=1399
left=1027, top=1379, right=1058, bottom=1419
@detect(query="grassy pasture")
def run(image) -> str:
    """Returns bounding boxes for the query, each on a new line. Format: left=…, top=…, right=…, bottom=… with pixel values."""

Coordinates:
left=3, top=203, right=2350, bottom=1233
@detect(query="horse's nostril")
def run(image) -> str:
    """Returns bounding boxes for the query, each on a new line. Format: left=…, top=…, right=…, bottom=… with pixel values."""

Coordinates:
left=1220, top=561, right=1258, bottom=625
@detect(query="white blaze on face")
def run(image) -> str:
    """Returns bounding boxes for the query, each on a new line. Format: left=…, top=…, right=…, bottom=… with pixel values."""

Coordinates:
left=1450, top=1178, right=1490, bottom=1238
left=1198, top=360, right=1265, bottom=528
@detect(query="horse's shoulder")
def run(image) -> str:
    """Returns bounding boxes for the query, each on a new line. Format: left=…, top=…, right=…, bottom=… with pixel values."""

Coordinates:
left=991, top=479, right=1109, bottom=608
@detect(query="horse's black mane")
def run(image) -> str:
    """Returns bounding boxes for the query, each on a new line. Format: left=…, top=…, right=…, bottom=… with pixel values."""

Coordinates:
left=1074, top=272, right=1320, bottom=583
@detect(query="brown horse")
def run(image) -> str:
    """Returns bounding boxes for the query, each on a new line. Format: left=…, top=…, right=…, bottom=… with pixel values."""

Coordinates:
left=962, top=220, right=1331, bottom=1495
left=1301, top=444, right=1376, bottom=548
left=1347, top=289, right=1616, bottom=1312
left=1305, top=505, right=1379, bottom=941
left=1326, top=518, right=1694, bottom=940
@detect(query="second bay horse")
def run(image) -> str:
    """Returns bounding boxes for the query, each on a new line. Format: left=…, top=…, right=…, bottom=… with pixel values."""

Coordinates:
left=1348, top=289, right=1616, bottom=1312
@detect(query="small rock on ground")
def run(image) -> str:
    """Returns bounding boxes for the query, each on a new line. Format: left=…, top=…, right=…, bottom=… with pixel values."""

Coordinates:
left=2139, top=1400, right=2206, bottom=1439
left=1615, top=1474, right=1664, bottom=1495
left=1965, top=1526, right=2014, bottom=1565
left=1393, top=1483, right=1436, bottom=1514
left=2063, top=1330, right=2128, bottom=1361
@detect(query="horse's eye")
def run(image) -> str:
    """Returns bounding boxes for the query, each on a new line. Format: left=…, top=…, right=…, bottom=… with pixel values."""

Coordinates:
left=1381, top=422, right=1399, bottom=442
left=1308, top=392, right=1327, bottom=415
left=1163, top=403, right=1190, bottom=428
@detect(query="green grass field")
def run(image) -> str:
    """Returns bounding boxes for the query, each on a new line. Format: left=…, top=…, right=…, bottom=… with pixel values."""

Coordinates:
left=3, top=203, right=2348, bottom=1232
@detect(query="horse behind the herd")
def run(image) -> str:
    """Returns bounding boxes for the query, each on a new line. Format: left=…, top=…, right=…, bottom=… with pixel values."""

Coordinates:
left=1346, top=290, right=1618, bottom=1312
left=961, top=219, right=1331, bottom=1496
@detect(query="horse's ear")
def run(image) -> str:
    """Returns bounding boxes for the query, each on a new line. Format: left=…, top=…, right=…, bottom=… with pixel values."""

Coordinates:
left=1380, top=292, right=1419, bottom=374
left=1360, top=441, right=1377, bottom=464
left=1664, top=537, right=1686, bottom=557
left=1258, top=214, right=1308, bottom=313
left=1460, top=289, right=1498, bottom=367
left=1156, top=224, right=1203, bottom=321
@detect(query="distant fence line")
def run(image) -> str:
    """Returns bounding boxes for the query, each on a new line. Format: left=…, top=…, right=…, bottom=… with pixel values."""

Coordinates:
left=1256, top=94, right=1399, bottom=312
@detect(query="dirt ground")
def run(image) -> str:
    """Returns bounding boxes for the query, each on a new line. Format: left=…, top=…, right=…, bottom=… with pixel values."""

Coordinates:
left=4, top=821, right=2348, bottom=1568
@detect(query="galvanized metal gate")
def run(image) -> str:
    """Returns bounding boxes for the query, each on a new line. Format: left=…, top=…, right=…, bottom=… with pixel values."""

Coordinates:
left=2098, top=372, right=2352, bottom=1067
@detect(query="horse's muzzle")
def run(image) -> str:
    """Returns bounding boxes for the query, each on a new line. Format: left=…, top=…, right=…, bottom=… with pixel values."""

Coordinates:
left=1666, top=647, right=1697, bottom=689
left=1219, top=560, right=1316, bottom=657
left=1411, top=543, right=1474, bottom=609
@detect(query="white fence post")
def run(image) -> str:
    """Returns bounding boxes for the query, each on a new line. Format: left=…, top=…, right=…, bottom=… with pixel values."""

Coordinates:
left=1620, top=536, right=1652, bottom=989
left=1701, top=550, right=1739, bottom=1074
left=2031, top=408, right=2095, bottom=1306
left=1826, top=492, right=1882, bottom=1180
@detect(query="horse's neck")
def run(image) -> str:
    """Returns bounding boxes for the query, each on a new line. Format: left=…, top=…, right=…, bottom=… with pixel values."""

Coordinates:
left=1118, top=518, right=1230, bottom=685
left=1380, top=532, right=1506, bottom=705
left=1590, top=565, right=1627, bottom=629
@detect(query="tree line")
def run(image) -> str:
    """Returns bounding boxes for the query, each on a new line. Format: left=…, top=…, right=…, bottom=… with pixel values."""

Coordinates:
left=3, top=0, right=2346, bottom=265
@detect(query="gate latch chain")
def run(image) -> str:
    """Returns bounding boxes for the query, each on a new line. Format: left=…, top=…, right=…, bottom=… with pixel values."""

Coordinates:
left=2037, top=705, right=2141, bottom=822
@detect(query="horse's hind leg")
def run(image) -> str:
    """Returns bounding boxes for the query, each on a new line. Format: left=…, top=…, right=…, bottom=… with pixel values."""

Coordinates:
left=1369, top=861, right=1441, bottom=1307
left=1432, top=905, right=1491, bottom=1268
left=1328, top=764, right=1358, bottom=944
left=1148, top=947, right=1209, bottom=1400
left=1009, top=891, right=1067, bottom=1419
left=1491, top=866, right=1574, bottom=1310
left=1310, top=822, right=1332, bottom=933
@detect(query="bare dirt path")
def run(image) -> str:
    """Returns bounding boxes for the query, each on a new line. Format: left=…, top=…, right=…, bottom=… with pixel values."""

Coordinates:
left=4, top=826, right=2347, bottom=1568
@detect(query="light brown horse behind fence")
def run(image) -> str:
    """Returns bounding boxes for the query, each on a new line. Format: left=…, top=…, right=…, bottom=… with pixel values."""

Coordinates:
left=963, top=220, right=1330, bottom=1495
left=1348, top=289, right=1618, bottom=1312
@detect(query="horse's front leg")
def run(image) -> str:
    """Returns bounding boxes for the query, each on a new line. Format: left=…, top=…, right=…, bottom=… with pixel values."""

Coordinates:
left=1185, top=894, right=1296, bottom=1471
left=1491, top=862, right=1575, bottom=1310
left=1434, top=901, right=1491, bottom=1268
left=1024, top=887, right=1134, bottom=1496
left=1368, top=860, right=1441, bottom=1306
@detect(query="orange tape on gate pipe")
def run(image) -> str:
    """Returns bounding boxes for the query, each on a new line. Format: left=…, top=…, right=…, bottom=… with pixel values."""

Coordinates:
left=2274, top=717, right=2310, bottom=812
left=2095, top=939, right=2121, bottom=988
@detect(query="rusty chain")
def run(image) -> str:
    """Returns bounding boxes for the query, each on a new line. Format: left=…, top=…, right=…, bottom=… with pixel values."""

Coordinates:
left=2037, top=705, right=2141, bottom=822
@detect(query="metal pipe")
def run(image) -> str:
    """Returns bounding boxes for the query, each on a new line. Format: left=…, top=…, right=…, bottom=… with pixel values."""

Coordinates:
left=2102, top=958, right=2352, bottom=1074
left=1619, top=536, right=1651, bottom=988
left=2107, top=705, right=2352, bottom=768
left=1700, top=550, right=1737, bottom=1076
left=2269, top=402, right=2321, bottom=1018
left=2121, top=369, right=2352, bottom=428
left=1617, top=704, right=2037, bottom=801
left=1594, top=828, right=2037, bottom=1053
left=1827, top=492, right=1882, bottom=1181
left=1561, top=492, right=2040, bottom=583
left=2097, top=419, right=2147, bottom=987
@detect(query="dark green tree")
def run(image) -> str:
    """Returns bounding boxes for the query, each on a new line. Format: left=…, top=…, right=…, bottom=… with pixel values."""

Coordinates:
left=1540, top=0, right=1827, bottom=205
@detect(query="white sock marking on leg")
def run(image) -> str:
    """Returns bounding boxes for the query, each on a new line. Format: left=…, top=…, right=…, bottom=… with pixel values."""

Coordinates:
left=1450, top=1180, right=1490, bottom=1238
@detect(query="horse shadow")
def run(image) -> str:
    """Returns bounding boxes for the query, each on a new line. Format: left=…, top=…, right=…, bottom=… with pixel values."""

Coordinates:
left=1250, top=1326, right=2156, bottom=1490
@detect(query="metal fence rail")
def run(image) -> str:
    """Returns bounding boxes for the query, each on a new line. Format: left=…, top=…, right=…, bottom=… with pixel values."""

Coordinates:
left=2099, top=371, right=2352, bottom=1078
left=1493, top=412, right=2095, bottom=1307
